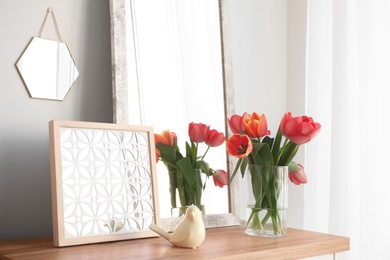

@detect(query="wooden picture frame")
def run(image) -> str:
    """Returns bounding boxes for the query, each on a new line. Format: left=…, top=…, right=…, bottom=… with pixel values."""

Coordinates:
left=49, top=120, right=160, bottom=247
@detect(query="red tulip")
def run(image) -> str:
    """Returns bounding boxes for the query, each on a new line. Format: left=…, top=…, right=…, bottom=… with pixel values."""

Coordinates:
left=280, top=112, right=321, bottom=145
left=205, top=129, right=225, bottom=147
left=242, top=112, right=270, bottom=138
left=226, top=134, right=253, bottom=158
left=213, top=169, right=228, bottom=187
left=188, top=122, right=210, bottom=143
left=228, top=114, right=245, bottom=134
left=288, top=164, right=307, bottom=185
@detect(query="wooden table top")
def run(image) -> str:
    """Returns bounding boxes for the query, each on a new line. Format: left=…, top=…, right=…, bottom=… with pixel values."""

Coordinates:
left=0, top=225, right=349, bottom=260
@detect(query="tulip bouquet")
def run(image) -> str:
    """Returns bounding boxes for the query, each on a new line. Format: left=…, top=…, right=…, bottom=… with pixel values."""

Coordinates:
left=154, top=122, right=228, bottom=216
left=226, top=112, right=321, bottom=236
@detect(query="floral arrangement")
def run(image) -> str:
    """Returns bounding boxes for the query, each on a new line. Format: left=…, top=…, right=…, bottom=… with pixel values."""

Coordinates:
left=226, top=112, right=321, bottom=235
left=154, top=122, right=228, bottom=215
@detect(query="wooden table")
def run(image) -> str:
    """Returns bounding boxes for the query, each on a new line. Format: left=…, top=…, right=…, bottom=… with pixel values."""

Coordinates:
left=0, top=225, right=349, bottom=259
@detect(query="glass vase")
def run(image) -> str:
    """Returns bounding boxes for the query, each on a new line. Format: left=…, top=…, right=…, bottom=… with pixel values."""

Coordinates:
left=245, top=165, right=288, bottom=237
left=168, top=168, right=203, bottom=217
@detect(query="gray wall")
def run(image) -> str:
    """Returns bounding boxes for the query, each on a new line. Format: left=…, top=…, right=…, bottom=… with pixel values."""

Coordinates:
left=0, top=1, right=113, bottom=240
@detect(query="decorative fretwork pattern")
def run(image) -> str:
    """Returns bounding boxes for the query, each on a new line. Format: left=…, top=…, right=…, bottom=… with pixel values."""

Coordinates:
left=59, top=127, right=154, bottom=238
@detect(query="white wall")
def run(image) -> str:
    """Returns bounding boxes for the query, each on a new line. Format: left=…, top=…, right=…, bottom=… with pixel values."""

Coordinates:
left=230, top=0, right=308, bottom=229
left=230, top=0, right=288, bottom=125
left=0, top=1, right=112, bottom=240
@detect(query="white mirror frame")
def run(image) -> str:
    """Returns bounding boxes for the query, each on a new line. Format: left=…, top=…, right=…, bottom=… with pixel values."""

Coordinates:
left=109, top=0, right=239, bottom=229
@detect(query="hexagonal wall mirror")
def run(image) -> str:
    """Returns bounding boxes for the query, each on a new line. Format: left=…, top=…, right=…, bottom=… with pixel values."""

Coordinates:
left=16, top=37, right=79, bottom=101
left=16, top=8, right=79, bottom=101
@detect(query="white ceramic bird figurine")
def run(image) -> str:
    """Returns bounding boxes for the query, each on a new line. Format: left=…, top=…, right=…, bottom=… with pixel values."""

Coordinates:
left=150, top=205, right=206, bottom=249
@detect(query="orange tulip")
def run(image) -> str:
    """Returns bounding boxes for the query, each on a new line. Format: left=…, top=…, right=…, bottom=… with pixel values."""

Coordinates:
left=154, top=130, right=176, bottom=162
left=226, top=134, right=253, bottom=158
left=280, top=112, right=321, bottom=145
left=242, top=112, right=270, bottom=138
left=154, top=130, right=176, bottom=147
left=213, top=169, right=228, bottom=187
left=188, top=122, right=210, bottom=143
left=205, top=129, right=225, bottom=147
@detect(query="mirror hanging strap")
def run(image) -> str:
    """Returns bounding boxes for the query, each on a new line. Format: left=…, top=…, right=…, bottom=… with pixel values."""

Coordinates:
left=38, top=7, right=62, bottom=42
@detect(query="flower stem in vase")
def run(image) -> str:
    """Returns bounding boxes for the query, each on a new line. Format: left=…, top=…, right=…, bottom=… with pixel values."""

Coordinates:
left=168, top=171, right=177, bottom=208
left=246, top=208, right=264, bottom=230
left=176, top=170, right=187, bottom=208
left=245, top=165, right=288, bottom=237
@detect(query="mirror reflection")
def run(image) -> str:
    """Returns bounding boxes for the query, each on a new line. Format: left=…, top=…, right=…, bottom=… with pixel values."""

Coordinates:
left=125, top=0, right=228, bottom=218
left=16, top=37, right=79, bottom=101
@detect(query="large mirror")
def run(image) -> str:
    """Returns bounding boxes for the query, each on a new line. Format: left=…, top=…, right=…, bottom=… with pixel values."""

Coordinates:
left=110, top=0, right=239, bottom=228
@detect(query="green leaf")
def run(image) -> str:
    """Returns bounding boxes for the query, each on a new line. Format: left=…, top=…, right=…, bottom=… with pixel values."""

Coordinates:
left=176, top=169, right=187, bottom=206
left=185, top=142, right=192, bottom=161
left=195, top=160, right=210, bottom=176
left=184, top=141, right=197, bottom=166
left=260, top=165, right=274, bottom=209
left=278, top=141, right=299, bottom=166
left=251, top=141, right=263, bottom=155
left=176, top=157, right=196, bottom=186
left=194, top=171, right=203, bottom=205
left=156, top=143, right=183, bottom=168
left=229, top=158, right=242, bottom=182
left=248, top=165, right=262, bottom=208
left=251, top=142, right=273, bottom=166
left=240, top=158, right=248, bottom=177
left=176, top=157, right=203, bottom=206
left=262, top=136, right=274, bottom=148
left=272, top=128, right=283, bottom=164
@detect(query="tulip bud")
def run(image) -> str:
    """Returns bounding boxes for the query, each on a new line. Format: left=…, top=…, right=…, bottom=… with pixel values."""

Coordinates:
left=213, top=169, right=228, bottom=187
left=288, top=163, right=307, bottom=185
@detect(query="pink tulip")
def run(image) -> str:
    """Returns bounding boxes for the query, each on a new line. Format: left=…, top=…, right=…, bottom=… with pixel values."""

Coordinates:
left=228, top=114, right=245, bottom=134
left=188, top=122, right=210, bottom=143
left=280, top=112, right=321, bottom=145
left=213, top=169, right=228, bottom=187
left=288, top=164, right=307, bottom=185
left=205, top=129, right=225, bottom=147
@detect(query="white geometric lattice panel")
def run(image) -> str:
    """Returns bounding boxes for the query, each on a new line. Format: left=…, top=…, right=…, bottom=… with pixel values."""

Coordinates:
left=49, top=121, right=159, bottom=247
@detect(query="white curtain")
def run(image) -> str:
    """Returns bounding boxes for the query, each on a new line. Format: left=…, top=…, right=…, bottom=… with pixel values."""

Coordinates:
left=305, top=0, right=390, bottom=259
left=127, top=0, right=228, bottom=218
